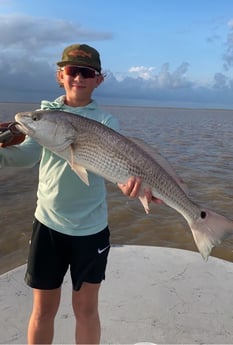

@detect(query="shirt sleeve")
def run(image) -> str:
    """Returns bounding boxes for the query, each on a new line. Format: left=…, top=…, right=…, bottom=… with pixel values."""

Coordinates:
left=0, top=136, right=42, bottom=168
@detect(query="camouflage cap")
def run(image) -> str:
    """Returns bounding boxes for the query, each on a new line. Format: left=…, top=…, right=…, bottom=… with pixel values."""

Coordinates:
left=57, top=44, right=101, bottom=72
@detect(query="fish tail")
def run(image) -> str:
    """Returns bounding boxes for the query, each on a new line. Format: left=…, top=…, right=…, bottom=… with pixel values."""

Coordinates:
left=188, top=208, right=233, bottom=261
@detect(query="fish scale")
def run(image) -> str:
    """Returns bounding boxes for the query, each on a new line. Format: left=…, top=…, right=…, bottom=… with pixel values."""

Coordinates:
left=15, top=109, right=233, bottom=260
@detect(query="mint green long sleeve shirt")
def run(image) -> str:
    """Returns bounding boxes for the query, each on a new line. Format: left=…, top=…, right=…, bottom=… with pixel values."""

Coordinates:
left=0, top=96, right=119, bottom=236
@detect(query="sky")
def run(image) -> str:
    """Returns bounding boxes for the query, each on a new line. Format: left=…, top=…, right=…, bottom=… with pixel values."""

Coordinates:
left=1, top=0, right=233, bottom=108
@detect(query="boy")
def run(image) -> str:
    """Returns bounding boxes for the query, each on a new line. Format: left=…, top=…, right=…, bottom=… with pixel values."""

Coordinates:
left=0, top=43, right=155, bottom=344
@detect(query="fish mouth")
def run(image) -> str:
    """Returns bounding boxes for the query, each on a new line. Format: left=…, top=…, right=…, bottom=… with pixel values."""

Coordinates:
left=14, top=121, right=34, bottom=136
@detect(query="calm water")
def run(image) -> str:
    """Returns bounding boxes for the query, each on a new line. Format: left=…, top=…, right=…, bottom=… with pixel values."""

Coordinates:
left=1, top=102, right=233, bottom=274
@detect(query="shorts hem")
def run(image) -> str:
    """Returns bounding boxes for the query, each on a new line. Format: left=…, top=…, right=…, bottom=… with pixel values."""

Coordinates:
left=73, top=276, right=106, bottom=291
left=24, top=272, right=63, bottom=290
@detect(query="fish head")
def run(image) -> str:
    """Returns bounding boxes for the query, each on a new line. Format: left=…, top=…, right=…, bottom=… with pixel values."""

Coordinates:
left=15, top=110, right=77, bottom=151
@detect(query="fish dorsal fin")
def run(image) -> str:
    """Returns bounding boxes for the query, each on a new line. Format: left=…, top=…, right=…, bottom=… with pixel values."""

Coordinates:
left=128, top=137, right=188, bottom=194
left=69, top=144, right=90, bottom=186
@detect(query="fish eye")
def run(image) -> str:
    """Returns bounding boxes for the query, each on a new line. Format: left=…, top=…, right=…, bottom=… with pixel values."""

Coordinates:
left=32, top=113, right=40, bottom=121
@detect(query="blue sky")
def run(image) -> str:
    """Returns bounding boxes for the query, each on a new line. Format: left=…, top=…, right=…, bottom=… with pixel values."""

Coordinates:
left=1, top=0, right=233, bottom=108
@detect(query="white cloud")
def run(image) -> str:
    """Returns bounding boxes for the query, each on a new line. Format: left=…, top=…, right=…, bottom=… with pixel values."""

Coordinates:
left=127, top=62, right=191, bottom=89
left=128, top=66, right=156, bottom=80
left=0, top=13, right=232, bottom=108
left=223, top=18, right=233, bottom=70
left=0, top=14, right=112, bottom=51
left=227, top=19, right=233, bottom=28
left=213, top=73, right=228, bottom=88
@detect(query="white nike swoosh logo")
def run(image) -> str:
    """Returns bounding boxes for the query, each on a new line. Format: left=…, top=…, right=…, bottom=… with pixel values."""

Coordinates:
left=98, top=245, right=110, bottom=254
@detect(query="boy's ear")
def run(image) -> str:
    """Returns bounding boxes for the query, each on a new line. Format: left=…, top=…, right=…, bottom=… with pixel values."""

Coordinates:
left=96, top=74, right=104, bottom=87
left=58, top=69, right=65, bottom=82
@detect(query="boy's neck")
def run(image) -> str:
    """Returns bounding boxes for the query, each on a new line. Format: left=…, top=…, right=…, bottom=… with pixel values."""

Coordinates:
left=64, top=97, right=92, bottom=107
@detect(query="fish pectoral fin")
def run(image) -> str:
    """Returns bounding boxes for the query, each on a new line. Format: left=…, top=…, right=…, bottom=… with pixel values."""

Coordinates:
left=72, top=163, right=90, bottom=186
left=138, top=193, right=150, bottom=214
left=69, top=144, right=89, bottom=186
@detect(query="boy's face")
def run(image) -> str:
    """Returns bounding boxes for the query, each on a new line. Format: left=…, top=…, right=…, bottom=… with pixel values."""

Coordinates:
left=58, top=65, right=103, bottom=104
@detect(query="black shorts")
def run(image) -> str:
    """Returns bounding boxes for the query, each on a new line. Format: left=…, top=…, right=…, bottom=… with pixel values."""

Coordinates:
left=24, top=219, right=110, bottom=291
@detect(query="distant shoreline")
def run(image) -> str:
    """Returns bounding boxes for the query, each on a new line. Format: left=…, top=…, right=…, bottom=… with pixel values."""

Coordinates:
left=0, top=100, right=233, bottom=112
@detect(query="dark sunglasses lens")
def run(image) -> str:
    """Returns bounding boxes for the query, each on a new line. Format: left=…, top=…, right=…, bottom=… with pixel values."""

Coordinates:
left=64, top=66, right=96, bottom=78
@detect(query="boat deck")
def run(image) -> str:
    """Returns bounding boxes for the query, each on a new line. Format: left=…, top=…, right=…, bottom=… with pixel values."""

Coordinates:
left=1, top=245, right=233, bottom=344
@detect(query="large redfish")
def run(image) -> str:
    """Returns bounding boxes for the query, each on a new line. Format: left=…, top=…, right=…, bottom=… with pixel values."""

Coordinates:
left=15, top=110, right=233, bottom=261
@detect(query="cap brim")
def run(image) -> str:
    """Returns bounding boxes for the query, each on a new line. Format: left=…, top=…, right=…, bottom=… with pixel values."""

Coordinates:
left=57, top=61, right=100, bottom=71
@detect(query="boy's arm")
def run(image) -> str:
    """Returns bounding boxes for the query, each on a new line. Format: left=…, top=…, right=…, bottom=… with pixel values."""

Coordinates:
left=0, top=122, right=42, bottom=168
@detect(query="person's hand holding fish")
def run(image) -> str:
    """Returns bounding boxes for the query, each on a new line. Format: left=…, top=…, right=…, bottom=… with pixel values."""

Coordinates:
left=0, top=121, right=25, bottom=147
left=118, top=176, right=163, bottom=205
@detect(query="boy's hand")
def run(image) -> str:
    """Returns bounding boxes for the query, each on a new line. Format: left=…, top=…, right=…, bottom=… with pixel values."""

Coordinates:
left=117, top=176, right=162, bottom=204
left=0, top=122, right=25, bottom=147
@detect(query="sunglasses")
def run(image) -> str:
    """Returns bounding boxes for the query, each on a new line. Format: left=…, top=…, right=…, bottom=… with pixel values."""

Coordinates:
left=61, top=65, right=100, bottom=79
